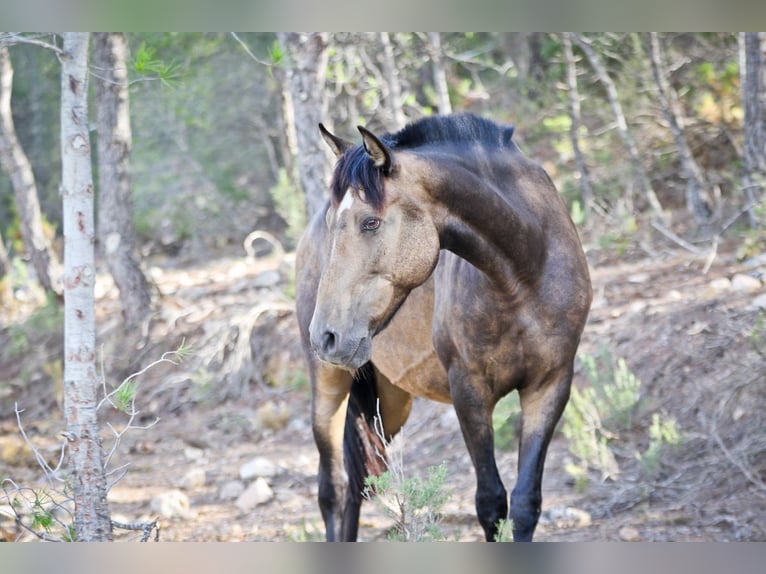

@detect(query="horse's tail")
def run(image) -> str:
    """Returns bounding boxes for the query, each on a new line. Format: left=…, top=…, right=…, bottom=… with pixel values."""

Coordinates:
left=344, top=362, right=388, bottom=501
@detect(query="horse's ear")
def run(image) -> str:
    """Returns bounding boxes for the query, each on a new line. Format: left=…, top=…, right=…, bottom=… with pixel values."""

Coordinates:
left=358, top=126, right=392, bottom=171
left=319, top=123, right=353, bottom=158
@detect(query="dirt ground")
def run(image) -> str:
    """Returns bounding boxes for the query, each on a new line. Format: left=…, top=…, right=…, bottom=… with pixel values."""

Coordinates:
left=1, top=236, right=765, bottom=542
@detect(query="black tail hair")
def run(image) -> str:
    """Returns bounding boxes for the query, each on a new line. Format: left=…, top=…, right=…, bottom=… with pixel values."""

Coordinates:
left=343, top=361, right=388, bottom=502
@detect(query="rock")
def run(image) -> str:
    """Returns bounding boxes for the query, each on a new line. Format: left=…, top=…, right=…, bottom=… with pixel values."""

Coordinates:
left=541, top=506, right=592, bottom=529
left=219, top=480, right=246, bottom=501
left=708, top=277, right=732, bottom=292
left=235, top=477, right=274, bottom=512
left=253, top=401, right=291, bottom=432
left=731, top=273, right=762, bottom=293
left=184, top=446, right=205, bottom=461
left=252, top=269, right=281, bottom=288
left=751, top=293, right=766, bottom=310
left=179, top=468, right=207, bottom=490
left=239, top=456, right=279, bottom=480
left=618, top=526, right=642, bottom=542
left=627, top=272, right=650, bottom=284
left=150, top=490, right=192, bottom=519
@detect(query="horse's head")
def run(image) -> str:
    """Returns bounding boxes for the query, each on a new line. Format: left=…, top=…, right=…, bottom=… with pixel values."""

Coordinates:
left=308, top=124, right=440, bottom=370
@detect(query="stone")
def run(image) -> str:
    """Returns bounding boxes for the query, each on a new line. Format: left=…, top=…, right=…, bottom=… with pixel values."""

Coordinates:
left=708, top=277, right=731, bottom=292
left=179, top=468, right=207, bottom=490
left=252, top=269, right=281, bottom=288
left=235, top=477, right=274, bottom=512
left=150, top=490, right=192, bottom=519
left=751, top=293, right=766, bottom=310
left=239, top=456, right=279, bottom=480
left=219, top=480, right=246, bottom=501
left=618, top=526, right=642, bottom=542
left=253, top=401, right=291, bottom=431
left=731, top=273, right=762, bottom=293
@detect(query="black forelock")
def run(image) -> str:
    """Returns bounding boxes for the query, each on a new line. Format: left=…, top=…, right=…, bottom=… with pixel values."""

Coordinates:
left=330, top=113, right=514, bottom=210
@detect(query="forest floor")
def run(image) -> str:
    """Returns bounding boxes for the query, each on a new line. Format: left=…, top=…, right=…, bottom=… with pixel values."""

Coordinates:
left=1, top=232, right=765, bottom=542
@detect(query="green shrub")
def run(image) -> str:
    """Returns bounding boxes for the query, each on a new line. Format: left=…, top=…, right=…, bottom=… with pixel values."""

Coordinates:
left=364, top=463, right=450, bottom=541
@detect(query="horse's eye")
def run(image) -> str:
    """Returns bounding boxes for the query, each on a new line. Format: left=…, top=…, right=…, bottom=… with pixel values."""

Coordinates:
left=361, top=217, right=381, bottom=232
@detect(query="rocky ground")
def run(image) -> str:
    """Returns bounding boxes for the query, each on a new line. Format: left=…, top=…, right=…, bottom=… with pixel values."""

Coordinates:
left=1, top=235, right=765, bottom=542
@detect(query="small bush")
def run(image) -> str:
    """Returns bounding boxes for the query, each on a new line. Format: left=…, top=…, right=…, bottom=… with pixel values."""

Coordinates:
left=492, top=393, right=521, bottom=450
left=364, top=463, right=450, bottom=542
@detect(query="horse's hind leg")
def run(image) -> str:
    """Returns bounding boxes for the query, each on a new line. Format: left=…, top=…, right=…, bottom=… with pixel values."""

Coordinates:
left=511, top=366, right=573, bottom=541
left=450, top=370, right=508, bottom=541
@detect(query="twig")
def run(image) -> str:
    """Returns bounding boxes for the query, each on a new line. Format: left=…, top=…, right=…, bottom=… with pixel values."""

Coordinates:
left=14, top=404, right=67, bottom=486
left=111, top=518, right=160, bottom=542
left=0, top=33, right=64, bottom=56
left=230, top=33, right=273, bottom=67
left=650, top=221, right=704, bottom=255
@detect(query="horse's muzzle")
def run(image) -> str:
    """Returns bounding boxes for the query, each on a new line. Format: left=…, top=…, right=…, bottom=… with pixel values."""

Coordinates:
left=309, top=321, right=371, bottom=370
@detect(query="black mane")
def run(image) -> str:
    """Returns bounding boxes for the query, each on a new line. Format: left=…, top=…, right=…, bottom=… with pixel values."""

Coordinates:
left=330, top=114, right=514, bottom=210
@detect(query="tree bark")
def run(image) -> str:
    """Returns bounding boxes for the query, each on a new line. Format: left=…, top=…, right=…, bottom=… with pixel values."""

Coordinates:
left=379, top=33, right=406, bottom=130
left=0, top=230, right=12, bottom=305
left=572, top=33, right=666, bottom=220
left=277, top=32, right=330, bottom=219
left=427, top=32, right=452, bottom=115
left=93, top=32, right=152, bottom=334
left=740, top=32, right=766, bottom=226
left=60, top=32, right=112, bottom=542
left=562, top=33, right=593, bottom=221
left=647, top=33, right=712, bottom=225
left=0, top=45, right=62, bottom=296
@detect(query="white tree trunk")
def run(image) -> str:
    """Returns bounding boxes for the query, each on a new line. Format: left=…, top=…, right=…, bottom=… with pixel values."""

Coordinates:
left=427, top=33, right=452, bottom=115
left=60, top=32, right=112, bottom=542
left=0, top=45, right=63, bottom=295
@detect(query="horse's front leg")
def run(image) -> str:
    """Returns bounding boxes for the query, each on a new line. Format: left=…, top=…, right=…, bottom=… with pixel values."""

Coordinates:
left=449, top=369, right=508, bottom=541
left=311, top=363, right=354, bottom=541
left=512, top=366, right=573, bottom=541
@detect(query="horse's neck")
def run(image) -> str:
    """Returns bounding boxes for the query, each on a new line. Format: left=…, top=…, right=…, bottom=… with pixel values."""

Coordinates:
left=429, top=154, right=547, bottom=289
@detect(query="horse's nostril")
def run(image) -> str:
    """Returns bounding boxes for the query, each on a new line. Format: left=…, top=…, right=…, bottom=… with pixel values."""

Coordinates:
left=320, top=330, right=337, bottom=354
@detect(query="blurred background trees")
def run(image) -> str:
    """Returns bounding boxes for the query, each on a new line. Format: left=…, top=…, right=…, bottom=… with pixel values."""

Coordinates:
left=0, top=32, right=763, bottom=306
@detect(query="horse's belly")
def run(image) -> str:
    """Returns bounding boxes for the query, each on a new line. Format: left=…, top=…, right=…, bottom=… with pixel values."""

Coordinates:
left=371, top=278, right=451, bottom=403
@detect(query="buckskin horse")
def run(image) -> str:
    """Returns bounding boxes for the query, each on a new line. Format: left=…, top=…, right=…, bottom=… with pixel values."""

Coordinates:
left=295, top=113, right=592, bottom=542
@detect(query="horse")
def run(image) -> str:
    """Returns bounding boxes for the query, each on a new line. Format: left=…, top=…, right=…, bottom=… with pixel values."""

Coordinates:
left=295, top=113, right=592, bottom=542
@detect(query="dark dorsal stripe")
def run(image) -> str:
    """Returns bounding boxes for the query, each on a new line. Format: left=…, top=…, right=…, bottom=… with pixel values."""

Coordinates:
left=330, top=113, right=515, bottom=210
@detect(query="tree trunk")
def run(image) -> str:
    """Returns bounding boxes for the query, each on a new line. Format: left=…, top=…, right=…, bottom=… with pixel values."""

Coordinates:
left=380, top=33, right=406, bottom=130
left=0, top=230, right=12, bottom=305
left=647, top=33, right=712, bottom=225
left=277, top=32, right=330, bottom=219
left=562, top=33, right=593, bottom=221
left=60, top=32, right=112, bottom=542
left=0, top=45, right=63, bottom=296
left=427, top=32, right=452, bottom=115
left=93, top=32, right=152, bottom=334
left=572, top=33, right=666, bottom=220
left=740, top=32, right=766, bottom=226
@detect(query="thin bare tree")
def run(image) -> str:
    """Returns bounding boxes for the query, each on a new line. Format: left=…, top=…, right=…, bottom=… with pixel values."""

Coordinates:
left=739, top=32, right=766, bottom=227
left=0, top=44, right=63, bottom=296
left=60, top=32, right=112, bottom=541
left=427, top=33, right=452, bottom=115
left=572, top=33, right=666, bottom=220
left=647, top=33, right=712, bottom=225
left=93, top=32, right=152, bottom=334
left=561, top=33, right=593, bottom=221
left=277, top=32, right=331, bottom=219
left=379, top=33, right=406, bottom=130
